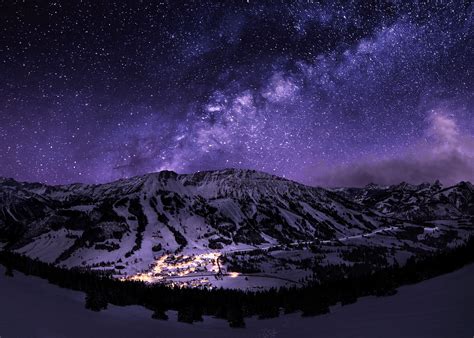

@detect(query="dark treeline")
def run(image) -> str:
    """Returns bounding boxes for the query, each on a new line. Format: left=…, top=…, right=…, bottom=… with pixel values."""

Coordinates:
left=1, top=237, right=474, bottom=328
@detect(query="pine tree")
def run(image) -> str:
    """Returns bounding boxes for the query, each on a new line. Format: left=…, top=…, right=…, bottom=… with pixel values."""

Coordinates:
left=177, top=305, right=194, bottom=324
left=4, top=264, right=14, bottom=277
left=85, top=290, right=108, bottom=311
left=151, top=308, right=168, bottom=320
left=227, top=303, right=245, bottom=328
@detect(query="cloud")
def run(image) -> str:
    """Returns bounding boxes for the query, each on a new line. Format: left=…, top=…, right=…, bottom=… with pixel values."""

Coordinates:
left=311, top=112, right=474, bottom=187
left=314, top=152, right=474, bottom=187
left=428, top=112, right=461, bottom=149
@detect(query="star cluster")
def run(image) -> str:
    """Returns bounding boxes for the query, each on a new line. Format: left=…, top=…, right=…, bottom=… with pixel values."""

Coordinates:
left=0, top=1, right=473, bottom=186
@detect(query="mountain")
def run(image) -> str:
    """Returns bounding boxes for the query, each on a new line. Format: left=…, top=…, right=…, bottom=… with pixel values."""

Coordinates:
left=0, top=169, right=473, bottom=289
left=334, top=180, right=474, bottom=220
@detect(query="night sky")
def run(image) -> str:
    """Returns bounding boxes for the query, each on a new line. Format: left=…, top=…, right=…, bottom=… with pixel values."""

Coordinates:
left=1, top=1, right=473, bottom=187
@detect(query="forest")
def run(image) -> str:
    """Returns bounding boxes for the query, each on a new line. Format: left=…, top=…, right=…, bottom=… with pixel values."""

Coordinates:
left=1, top=237, right=474, bottom=328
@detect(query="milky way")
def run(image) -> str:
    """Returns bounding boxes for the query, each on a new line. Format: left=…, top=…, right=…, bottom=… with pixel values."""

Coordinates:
left=1, top=1, right=473, bottom=186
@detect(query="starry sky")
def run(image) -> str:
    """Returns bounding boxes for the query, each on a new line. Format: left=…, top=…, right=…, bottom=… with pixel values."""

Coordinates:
left=1, top=1, right=473, bottom=187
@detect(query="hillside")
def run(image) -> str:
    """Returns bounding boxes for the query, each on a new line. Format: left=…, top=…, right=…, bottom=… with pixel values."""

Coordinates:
left=0, top=169, right=473, bottom=289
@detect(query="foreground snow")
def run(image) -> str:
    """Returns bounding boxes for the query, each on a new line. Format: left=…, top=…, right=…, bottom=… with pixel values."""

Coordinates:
left=0, top=265, right=473, bottom=338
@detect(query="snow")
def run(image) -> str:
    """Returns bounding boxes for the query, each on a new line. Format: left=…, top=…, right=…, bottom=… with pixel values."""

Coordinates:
left=1, top=264, right=473, bottom=337
left=16, top=229, right=83, bottom=263
left=3, top=169, right=474, bottom=290
left=68, top=205, right=96, bottom=212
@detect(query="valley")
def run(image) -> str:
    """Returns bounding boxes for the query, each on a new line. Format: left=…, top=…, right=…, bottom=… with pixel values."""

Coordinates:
left=1, top=169, right=473, bottom=289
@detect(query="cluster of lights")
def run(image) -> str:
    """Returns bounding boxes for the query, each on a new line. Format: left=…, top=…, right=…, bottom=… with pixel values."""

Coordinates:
left=122, top=252, right=223, bottom=286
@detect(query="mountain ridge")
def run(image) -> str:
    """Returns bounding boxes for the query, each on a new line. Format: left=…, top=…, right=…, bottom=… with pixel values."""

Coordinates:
left=0, top=168, right=472, bottom=289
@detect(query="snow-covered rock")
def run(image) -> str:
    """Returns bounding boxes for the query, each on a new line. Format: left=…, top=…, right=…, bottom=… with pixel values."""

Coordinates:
left=0, top=169, right=472, bottom=288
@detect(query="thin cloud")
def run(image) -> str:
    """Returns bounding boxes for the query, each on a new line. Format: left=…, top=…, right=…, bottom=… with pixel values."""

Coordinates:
left=312, top=112, right=474, bottom=187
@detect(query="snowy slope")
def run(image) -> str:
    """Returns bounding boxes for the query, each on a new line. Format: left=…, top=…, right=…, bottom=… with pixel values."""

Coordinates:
left=0, top=169, right=473, bottom=288
left=335, top=180, right=474, bottom=220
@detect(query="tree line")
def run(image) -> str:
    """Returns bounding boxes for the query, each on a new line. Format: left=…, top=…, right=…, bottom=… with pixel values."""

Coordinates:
left=1, top=236, right=474, bottom=328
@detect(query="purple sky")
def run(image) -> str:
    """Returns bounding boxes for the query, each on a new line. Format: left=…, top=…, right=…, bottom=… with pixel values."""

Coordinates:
left=0, top=1, right=473, bottom=187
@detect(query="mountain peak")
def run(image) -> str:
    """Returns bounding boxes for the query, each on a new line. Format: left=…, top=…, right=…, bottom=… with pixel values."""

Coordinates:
left=364, top=182, right=381, bottom=189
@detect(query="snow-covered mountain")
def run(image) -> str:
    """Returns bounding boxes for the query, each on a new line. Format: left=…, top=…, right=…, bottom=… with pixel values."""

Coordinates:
left=0, top=169, right=473, bottom=289
left=334, top=180, right=474, bottom=220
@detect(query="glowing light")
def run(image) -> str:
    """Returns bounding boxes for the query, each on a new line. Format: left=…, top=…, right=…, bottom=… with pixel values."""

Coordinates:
left=121, top=252, right=223, bottom=288
left=229, top=271, right=240, bottom=278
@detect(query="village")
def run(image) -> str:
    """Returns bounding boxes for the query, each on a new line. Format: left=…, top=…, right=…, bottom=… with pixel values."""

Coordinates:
left=122, top=252, right=228, bottom=288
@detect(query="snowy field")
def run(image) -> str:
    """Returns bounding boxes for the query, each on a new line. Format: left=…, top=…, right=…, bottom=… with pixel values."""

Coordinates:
left=0, top=264, right=473, bottom=338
